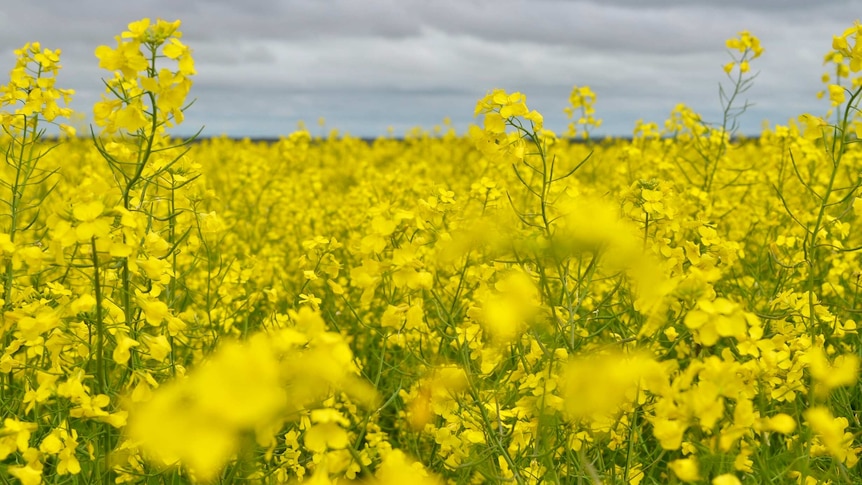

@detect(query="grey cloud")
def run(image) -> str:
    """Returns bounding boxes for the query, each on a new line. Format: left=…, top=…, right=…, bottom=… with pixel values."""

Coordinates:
left=0, top=0, right=858, bottom=138
left=563, top=0, right=855, bottom=11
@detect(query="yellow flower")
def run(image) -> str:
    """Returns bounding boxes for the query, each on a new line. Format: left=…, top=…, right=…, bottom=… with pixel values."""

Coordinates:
left=495, top=91, right=528, bottom=118
left=683, top=297, right=748, bottom=346
left=406, top=366, right=468, bottom=430
left=0, top=419, right=37, bottom=459
left=190, top=337, right=288, bottom=429
left=127, top=337, right=288, bottom=478
left=365, top=449, right=445, bottom=485
left=804, top=406, right=855, bottom=464
left=299, top=293, right=322, bottom=310
left=560, top=351, right=663, bottom=421
left=483, top=112, right=506, bottom=134
left=8, top=464, right=42, bottom=485
left=798, top=113, right=828, bottom=140
left=38, top=425, right=80, bottom=476
left=807, top=346, right=860, bottom=396
left=566, top=85, right=601, bottom=138
left=524, top=110, right=543, bottom=130
left=122, top=18, right=151, bottom=41
left=163, top=37, right=189, bottom=61
left=712, top=473, right=741, bottom=485
left=112, top=334, right=140, bottom=365
left=94, top=41, right=148, bottom=78
left=668, top=457, right=700, bottom=482
left=652, top=418, right=688, bottom=450
left=150, top=19, right=183, bottom=44
left=762, top=413, right=796, bottom=434
left=470, top=270, right=539, bottom=344
left=114, top=102, right=149, bottom=132
left=71, top=200, right=103, bottom=222
left=828, top=84, right=846, bottom=106
left=726, top=30, right=764, bottom=58
left=304, top=422, right=349, bottom=452
left=137, top=293, right=170, bottom=326
left=141, top=334, right=171, bottom=362
left=128, top=387, right=238, bottom=482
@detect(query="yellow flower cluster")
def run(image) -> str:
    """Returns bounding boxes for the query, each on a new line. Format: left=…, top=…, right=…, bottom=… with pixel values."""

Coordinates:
left=94, top=18, right=194, bottom=133
left=723, top=30, right=764, bottom=74
left=126, top=308, right=377, bottom=481
left=564, top=85, right=602, bottom=139
left=0, top=42, right=74, bottom=136
left=470, top=89, right=545, bottom=164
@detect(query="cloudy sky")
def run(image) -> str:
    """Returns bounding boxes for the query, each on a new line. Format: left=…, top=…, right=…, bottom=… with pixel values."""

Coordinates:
left=0, top=1, right=858, bottom=138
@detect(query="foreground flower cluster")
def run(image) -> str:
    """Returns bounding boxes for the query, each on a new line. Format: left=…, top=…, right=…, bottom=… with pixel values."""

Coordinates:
left=1, top=17, right=862, bottom=485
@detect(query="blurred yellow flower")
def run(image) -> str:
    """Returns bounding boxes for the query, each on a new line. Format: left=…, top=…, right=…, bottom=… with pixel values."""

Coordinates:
left=669, top=457, right=700, bottom=482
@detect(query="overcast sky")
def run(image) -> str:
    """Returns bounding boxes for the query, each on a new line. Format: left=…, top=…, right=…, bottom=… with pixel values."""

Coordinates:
left=0, top=1, right=858, bottom=138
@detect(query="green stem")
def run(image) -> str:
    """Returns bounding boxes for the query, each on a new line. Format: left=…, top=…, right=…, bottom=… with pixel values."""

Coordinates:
left=705, top=49, right=751, bottom=192
left=3, top=115, right=35, bottom=311
left=643, top=212, right=650, bottom=250
left=623, top=399, right=641, bottom=483
left=91, top=236, right=106, bottom=396
left=805, top=85, right=862, bottom=333
left=90, top=235, right=114, bottom=481
left=116, top=45, right=162, bottom=381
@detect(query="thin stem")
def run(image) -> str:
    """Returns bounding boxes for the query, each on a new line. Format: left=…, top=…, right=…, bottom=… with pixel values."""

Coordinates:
left=91, top=236, right=107, bottom=396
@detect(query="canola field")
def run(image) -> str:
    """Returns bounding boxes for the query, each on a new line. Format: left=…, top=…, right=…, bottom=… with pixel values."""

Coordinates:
left=1, top=17, right=862, bottom=485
